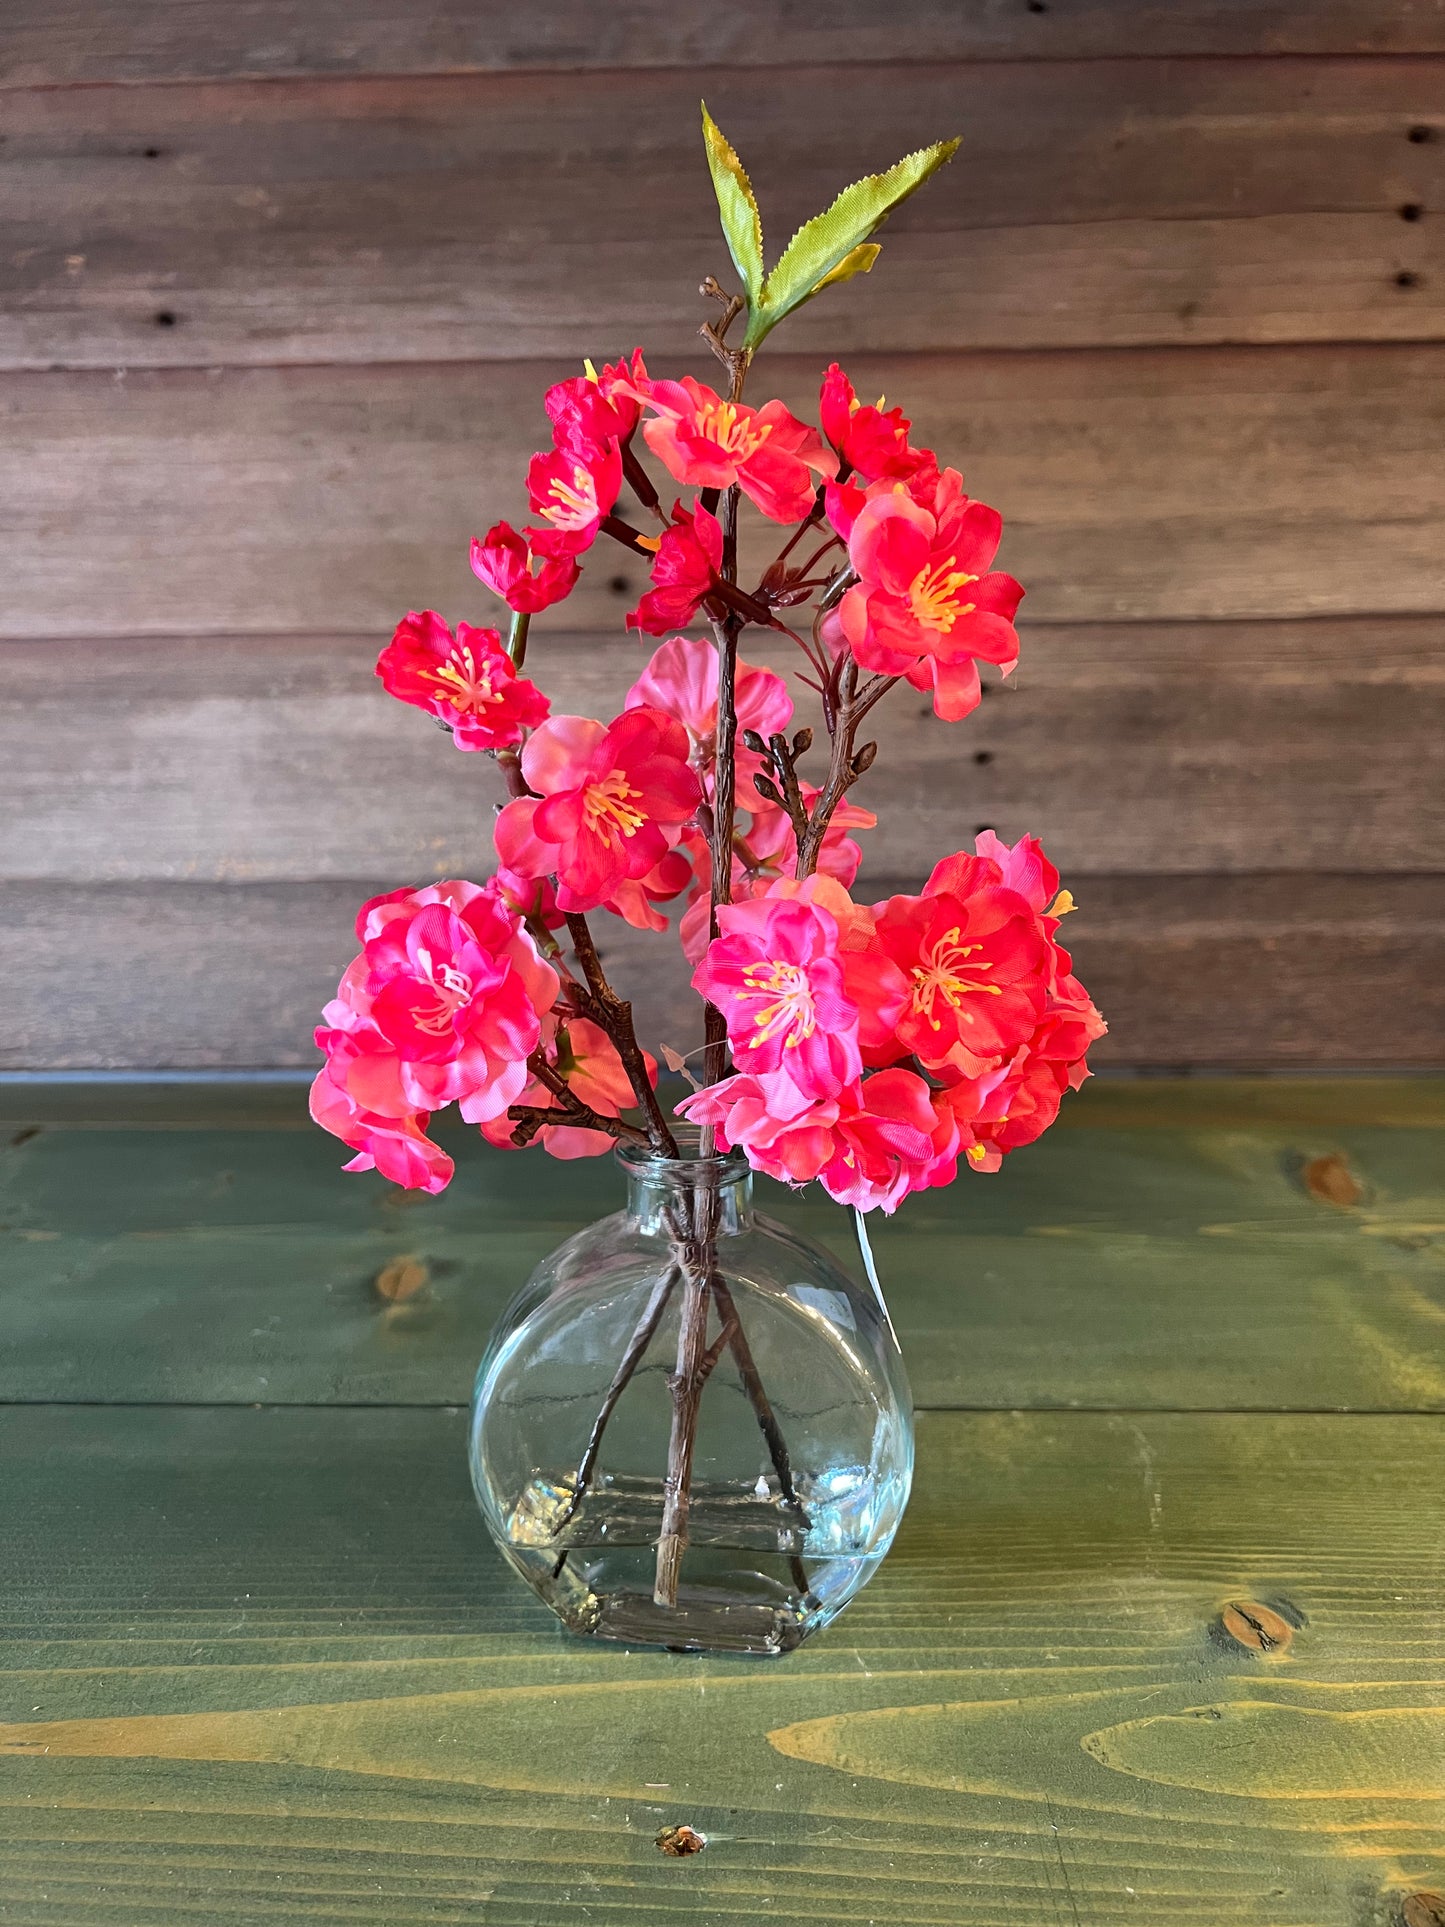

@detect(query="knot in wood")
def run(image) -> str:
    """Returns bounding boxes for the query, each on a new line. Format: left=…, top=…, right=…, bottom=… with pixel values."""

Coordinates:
left=656, top=1824, right=707, bottom=1857
left=1219, top=1601, right=1293, bottom=1654
left=1301, top=1151, right=1363, bottom=1208
left=372, top=1255, right=429, bottom=1303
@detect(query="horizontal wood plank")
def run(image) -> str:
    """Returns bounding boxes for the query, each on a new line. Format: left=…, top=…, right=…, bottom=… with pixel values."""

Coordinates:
left=3, top=59, right=1442, bottom=365
left=4, top=345, right=1445, bottom=638
left=4, top=619, right=1440, bottom=881
left=0, top=874, right=1440, bottom=1070
left=2, top=1403, right=1443, bottom=1924
left=1, top=1080, right=1442, bottom=1410
left=4, top=0, right=1443, bottom=87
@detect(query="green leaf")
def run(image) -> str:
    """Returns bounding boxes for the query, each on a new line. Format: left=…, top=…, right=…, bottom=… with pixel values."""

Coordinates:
left=744, top=138, right=960, bottom=350
left=701, top=102, right=764, bottom=307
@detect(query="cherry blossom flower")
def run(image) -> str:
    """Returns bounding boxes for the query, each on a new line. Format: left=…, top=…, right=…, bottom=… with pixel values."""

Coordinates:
left=625, top=635, right=792, bottom=796
left=375, top=610, right=550, bottom=750
left=308, top=1074, right=454, bottom=1195
left=628, top=376, right=837, bottom=523
left=693, top=893, right=862, bottom=1111
left=525, top=435, right=622, bottom=553
left=470, top=521, right=581, bottom=613
left=313, top=881, right=559, bottom=1171
left=819, top=364, right=933, bottom=486
left=869, top=854, right=1050, bottom=1076
left=625, top=502, right=724, bottom=635
left=483, top=1017, right=657, bottom=1160
left=493, top=708, right=701, bottom=914
left=833, top=467, right=1024, bottom=721
left=545, top=350, right=649, bottom=451
left=678, top=1066, right=942, bottom=1214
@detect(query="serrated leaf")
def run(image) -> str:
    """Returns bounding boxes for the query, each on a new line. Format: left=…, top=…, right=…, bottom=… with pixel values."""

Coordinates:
left=808, top=241, right=880, bottom=296
left=744, top=137, right=960, bottom=350
left=701, top=102, right=764, bottom=307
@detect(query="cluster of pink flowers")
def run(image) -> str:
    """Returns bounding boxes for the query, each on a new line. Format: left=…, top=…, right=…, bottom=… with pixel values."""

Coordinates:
left=678, top=839, right=1103, bottom=1213
left=315, top=345, right=1103, bottom=1209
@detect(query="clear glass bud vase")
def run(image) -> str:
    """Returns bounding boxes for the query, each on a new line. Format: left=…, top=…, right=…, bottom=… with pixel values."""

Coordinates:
left=468, top=1136, right=914, bottom=1655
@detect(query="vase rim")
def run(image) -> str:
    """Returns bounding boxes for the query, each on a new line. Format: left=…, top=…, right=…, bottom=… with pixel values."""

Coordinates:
left=614, top=1125, right=750, bottom=1183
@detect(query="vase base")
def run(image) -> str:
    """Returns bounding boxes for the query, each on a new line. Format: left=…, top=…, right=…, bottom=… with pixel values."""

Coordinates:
left=490, top=1470, right=895, bottom=1654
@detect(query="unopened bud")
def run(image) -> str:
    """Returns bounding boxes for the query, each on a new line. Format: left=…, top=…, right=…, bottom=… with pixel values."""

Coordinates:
left=792, top=728, right=814, bottom=757
left=852, top=740, right=878, bottom=775
left=752, top=775, right=783, bottom=806
left=741, top=729, right=767, bottom=755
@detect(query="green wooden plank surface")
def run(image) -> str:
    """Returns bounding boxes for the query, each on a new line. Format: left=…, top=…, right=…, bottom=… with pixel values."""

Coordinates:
left=1, top=1403, right=1443, bottom=1925
left=1, top=1080, right=1441, bottom=1411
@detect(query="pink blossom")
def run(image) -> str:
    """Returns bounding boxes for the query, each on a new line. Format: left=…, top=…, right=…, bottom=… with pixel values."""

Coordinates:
left=693, top=893, right=862, bottom=1110
left=470, top=521, right=581, bottom=613
left=629, top=376, right=836, bottom=523
left=605, top=847, right=694, bottom=933
left=545, top=350, right=648, bottom=450
left=483, top=1017, right=657, bottom=1160
left=525, top=435, right=622, bottom=553
left=313, top=881, right=560, bottom=1181
left=678, top=1066, right=942, bottom=1214
left=625, top=501, right=723, bottom=635
left=819, top=364, right=934, bottom=486
left=834, top=467, right=1024, bottom=721
left=375, top=610, right=549, bottom=750
left=493, top=708, right=701, bottom=914
left=625, top=635, right=792, bottom=796
left=308, top=1073, right=454, bottom=1194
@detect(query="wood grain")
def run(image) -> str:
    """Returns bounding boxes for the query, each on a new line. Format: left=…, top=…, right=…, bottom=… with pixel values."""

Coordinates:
left=3, top=59, right=1442, bottom=366
left=4, top=619, right=1440, bottom=882
left=4, top=0, right=1442, bottom=87
left=4, top=345, right=1445, bottom=640
left=2, top=1080, right=1442, bottom=1411
left=1, top=1402, right=1442, bottom=1924
left=2, top=874, right=1441, bottom=1070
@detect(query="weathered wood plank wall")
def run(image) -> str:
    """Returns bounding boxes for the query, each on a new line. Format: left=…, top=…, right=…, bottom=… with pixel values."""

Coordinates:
left=1, top=2, right=1442, bottom=1067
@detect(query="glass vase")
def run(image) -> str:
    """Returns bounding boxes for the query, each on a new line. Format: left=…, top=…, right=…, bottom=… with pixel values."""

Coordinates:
left=468, top=1135, right=913, bottom=1655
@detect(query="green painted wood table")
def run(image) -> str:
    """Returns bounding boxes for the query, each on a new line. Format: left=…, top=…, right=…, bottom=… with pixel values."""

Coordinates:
left=1, top=1077, right=1443, bottom=1927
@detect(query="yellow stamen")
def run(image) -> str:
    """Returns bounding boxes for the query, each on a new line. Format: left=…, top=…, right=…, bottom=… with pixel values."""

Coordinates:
left=909, top=924, right=1002, bottom=1031
left=695, top=398, right=771, bottom=462
left=1048, top=889, right=1076, bottom=917
left=422, top=644, right=498, bottom=714
left=583, top=357, right=599, bottom=383
left=968, top=1144, right=987, bottom=1163
left=738, top=959, right=817, bottom=1052
left=908, top=557, right=978, bottom=632
left=581, top=769, right=647, bottom=845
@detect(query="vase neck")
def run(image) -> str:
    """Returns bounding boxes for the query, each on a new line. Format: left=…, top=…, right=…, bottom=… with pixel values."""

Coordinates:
left=617, top=1145, right=754, bottom=1238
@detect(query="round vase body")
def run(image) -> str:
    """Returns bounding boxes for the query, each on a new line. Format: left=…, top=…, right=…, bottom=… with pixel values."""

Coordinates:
left=469, top=1145, right=913, bottom=1655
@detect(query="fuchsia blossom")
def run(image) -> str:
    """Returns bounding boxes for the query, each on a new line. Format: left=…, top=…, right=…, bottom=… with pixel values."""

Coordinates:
left=625, top=375, right=837, bottom=524
left=376, top=610, right=549, bottom=750
left=493, top=708, right=701, bottom=915
left=693, top=893, right=863, bottom=1112
left=312, top=880, right=560, bottom=1189
left=525, top=435, right=622, bottom=553
left=832, top=467, right=1024, bottom=722
left=625, top=635, right=792, bottom=796
left=819, top=364, right=934, bottom=486
left=626, top=502, right=724, bottom=635
left=545, top=351, right=648, bottom=450
left=471, top=521, right=581, bottom=613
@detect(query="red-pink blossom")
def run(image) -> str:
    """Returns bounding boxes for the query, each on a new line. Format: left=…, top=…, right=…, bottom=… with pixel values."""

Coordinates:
left=545, top=351, right=649, bottom=450
left=493, top=708, right=701, bottom=914
left=834, top=467, right=1024, bottom=721
left=625, top=635, right=792, bottom=796
left=625, top=502, right=723, bottom=635
left=630, top=376, right=837, bottom=524
left=471, top=521, right=581, bottom=613
left=483, top=1017, right=657, bottom=1160
left=870, top=855, right=1050, bottom=1076
left=694, top=893, right=862, bottom=1111
left=308, top=1073, right=454, bottom=1194
left=678, top=1066, right=942, bottom=1214
left=525, top=435, right=622, bottom=553
left=313, top=881, right=559, bottom=1171
left=375, top=610, right=549, bottom=750
left=819, top=364, right=934, bottom=486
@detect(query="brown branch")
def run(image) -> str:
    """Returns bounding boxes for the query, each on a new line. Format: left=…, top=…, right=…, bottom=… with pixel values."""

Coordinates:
left=564, top=913, right=678, bottom=1157
left=793, top=654, right=893, bottom=878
